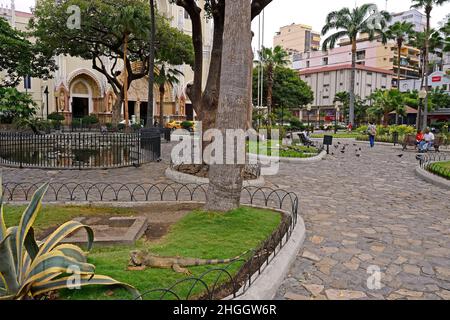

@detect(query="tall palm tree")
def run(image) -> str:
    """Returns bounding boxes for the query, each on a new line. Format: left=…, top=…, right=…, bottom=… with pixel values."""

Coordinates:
left=322, top=4, right=390, bottom=126
left=387, top=22, right=415, bottom=106
left=442, top=19, right=450, bottom=52
left=411, top=0, right=449, bottom=130
left=368, top=89, right=404, bottom=125
left=154, top=64, right=183, bottom=128
left=147, top=0, right=156, bottom=128
left=258, top=46, right=289, bottom=136
left=409, top=29, right=444, bottom=128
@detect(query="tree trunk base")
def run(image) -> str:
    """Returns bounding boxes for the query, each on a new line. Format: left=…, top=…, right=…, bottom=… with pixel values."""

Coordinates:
left=205, top=164, right=244, bottom=212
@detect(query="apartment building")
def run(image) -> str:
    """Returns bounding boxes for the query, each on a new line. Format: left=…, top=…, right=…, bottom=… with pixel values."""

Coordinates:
left=296, top=64, right=393, bottom=122
left=390, top=9, right=427, bottom=33
left=274, top=23, right=321, bottom=53
left=293, top=37, right=421, bottom=87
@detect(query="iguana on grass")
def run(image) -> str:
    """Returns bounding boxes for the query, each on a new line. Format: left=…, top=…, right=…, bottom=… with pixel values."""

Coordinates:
left=127, top=250, right=252, bottom=275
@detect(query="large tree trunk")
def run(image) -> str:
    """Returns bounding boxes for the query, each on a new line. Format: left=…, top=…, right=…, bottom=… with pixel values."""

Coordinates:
left=205, top=0, right=251, bottom=212
left=146, top=0, right=156, bottom=128
left=112, top=90, right=124, bottom=125
left=349, top=40, right=357, bottom=127
left=423, top=9, right=431, bottom=130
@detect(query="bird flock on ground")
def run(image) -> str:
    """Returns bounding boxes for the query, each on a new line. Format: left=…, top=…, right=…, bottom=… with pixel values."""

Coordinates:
left=330, top=141, right=405, bottom=159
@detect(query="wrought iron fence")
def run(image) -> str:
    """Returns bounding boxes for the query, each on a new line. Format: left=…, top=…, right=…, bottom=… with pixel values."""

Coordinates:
left=0, top=132, right=161, bottom=170
left=417, top=153, right=450, bottom=180
left=2, top=182, right=299, bottom=300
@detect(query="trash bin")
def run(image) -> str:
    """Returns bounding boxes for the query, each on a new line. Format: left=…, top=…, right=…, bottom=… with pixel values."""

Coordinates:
left=392, top=132, right=399, bottom=146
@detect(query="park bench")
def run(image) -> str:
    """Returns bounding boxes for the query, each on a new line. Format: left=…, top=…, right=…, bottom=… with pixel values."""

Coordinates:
left=297, top=132, right=315, bottom=147
left=402, top=134, right=417, bottom=151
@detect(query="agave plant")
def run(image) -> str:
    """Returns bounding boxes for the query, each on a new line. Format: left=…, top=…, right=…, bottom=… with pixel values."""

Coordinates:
left=0, top=177, right=140, bottom=300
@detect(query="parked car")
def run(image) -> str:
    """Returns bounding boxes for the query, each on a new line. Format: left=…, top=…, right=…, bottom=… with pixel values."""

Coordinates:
left=166, top=120, right=183, bottom=129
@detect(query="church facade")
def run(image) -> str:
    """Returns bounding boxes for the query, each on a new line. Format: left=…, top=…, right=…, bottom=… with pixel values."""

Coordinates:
left=1, top=0, right=213, bottom=125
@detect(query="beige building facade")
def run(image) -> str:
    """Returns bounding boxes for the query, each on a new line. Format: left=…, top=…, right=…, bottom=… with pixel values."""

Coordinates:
left=274, top=23, right=321, bottom=53
left=2, top=0, right=213, bottom=125
left=297, top=64, right=393, bottom=123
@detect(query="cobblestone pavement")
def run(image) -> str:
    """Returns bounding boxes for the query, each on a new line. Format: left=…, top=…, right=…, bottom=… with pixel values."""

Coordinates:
left=270, top=142, right=450, bottom=300
left=1, top=140, right=450, bottom=300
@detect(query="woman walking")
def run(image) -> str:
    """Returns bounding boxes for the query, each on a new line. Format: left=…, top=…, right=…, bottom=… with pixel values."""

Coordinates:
left=368, top=122, right=377, bottom=148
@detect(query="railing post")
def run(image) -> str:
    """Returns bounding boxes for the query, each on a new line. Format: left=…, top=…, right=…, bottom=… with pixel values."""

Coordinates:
left=19, top=133, right=23, bottom=169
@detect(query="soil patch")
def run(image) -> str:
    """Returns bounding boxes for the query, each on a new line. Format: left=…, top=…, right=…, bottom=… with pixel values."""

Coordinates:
left=173, top=164, right=258, bottom=180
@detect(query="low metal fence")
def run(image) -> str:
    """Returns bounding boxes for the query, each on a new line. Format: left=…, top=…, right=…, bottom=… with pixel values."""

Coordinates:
left=418, top=153, right=450, bottom=180
left=2, top=182, right=299, bottom=300
left=0, top=131, right=161, bottom=170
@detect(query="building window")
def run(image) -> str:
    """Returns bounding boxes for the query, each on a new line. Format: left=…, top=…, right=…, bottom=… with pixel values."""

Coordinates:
left=306, top=61, right=310, bottom=68
left=184, top=9, right=190, bottom=19
left=356, top=50, right=366, bottom=60
left=382, top=75, right=387, bottom=79
left=323, top=57, right=328, bottom=66
left=381, top=85, right=386, bottom=89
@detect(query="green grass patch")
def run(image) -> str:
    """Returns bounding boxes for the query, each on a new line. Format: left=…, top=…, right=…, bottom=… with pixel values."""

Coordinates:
left=3, top=205, right=139, bottom=235
left=4, top=205, right=281, bottom=300
left=247, top=140, right=319, bottom=158
left=311, top=132, right=359, bottom=139
left=428, top=161, right=450, bottom=180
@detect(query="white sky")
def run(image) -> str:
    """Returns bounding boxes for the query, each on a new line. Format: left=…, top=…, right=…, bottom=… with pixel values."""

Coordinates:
left=10, top=0, right=450, bottom=48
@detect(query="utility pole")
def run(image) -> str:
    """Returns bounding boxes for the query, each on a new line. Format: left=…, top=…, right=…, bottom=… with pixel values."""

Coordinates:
left=146, top=0, right=156, bottom=128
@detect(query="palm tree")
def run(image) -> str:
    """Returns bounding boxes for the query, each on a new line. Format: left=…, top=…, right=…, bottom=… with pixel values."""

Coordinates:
left=409, top=29, right=444, bottom=128
left=368, top=89, right=404, bottom=125
left=322, top=4, right=390, bottom=126
left=411, top=0, right=449, bottom=130
left=258, top=46, right=289, bottom=136
left=155, top=64, right=183, bottom=128
left=387, top=22, right=415, bottom=108
left=442, top=19, right=450, bottom=52
left=147, top=0, right=156, bottom=128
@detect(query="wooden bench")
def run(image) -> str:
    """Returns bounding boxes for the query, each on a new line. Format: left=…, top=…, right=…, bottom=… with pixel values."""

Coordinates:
left=402, top=134, right=417, bottom=151
left=434, top=136, right=445, bottom=152
left=297, top=132, right=315, bottom=147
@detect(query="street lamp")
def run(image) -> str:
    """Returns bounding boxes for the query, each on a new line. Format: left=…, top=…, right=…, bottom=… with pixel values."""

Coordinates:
left=306, top=104, right=312, bottom=133
left=334, top=102, right=340, bottom=134
left=419, top=89, right=427, bottom=130
left=44, top=86, right=49, bottom=119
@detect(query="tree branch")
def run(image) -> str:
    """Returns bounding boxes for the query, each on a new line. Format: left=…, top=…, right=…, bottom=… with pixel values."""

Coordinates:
left=251, top=0, right=272, bottom=20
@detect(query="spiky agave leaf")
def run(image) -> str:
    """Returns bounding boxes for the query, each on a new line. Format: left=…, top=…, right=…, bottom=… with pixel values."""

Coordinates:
left=0, top=174, right=6, bottom=241
left=0, top=232, right=19, bottom=296
left=31, top=274, right=142, bottom=300
left=16, top=183, right=49, bottom=280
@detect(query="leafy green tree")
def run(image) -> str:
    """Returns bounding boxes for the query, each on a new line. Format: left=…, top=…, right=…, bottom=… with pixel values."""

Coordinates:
left=30, top=0, right=193, bottom=124
left=0, top=18, right=55, bottom=88
left=410, top=0, right=449, bottom=129
left=322, top=3, right=390, bottom=126
left=387, top=21, right=416, bottom=89
left=252, top=66, right=313, bottom=112
left=0, top=87, right=36, bottom=123
left=256, top=46, right=290, bottom=133
left=368, top=89, right=404, bottom=125
left=154, top=63, right=183, bottom=127
left=430, top=87, right=450, bottom=108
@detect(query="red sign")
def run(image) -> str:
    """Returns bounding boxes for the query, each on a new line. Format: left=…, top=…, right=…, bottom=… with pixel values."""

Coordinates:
left=432, top=76, right=442, bottom=82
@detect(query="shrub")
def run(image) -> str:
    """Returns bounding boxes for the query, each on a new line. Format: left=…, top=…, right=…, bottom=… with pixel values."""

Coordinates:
left=47, top=112, right=65, bottom=122
left=181, top=121, right=193, bottom=130
left=389, top=125, right=415, bottom=136
left=0, top=87, right=36, bottom=124
left=82, top=114, right=99, bottom=125
left=0, top=178, right=140, bottom=300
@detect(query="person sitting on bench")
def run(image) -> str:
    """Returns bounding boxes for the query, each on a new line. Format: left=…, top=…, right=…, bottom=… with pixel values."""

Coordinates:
left=419, top=128, right=434, bottom=152
left=415, top=130, right=424, bottom=148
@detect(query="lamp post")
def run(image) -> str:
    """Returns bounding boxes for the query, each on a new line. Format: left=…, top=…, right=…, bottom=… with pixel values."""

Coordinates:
left=306, top=104, right=312, bottom=133
left=334, top=102, right=340, bottom=134
left=44, top=86, right=49, bottom=119
left=419, top=89, right=427, bottom=131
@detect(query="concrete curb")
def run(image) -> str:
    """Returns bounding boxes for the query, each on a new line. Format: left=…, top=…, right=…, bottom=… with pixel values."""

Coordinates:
left=165, top=167, right=266, bottom=187
left=248, top=150, right=327, bottom=164
left=415, top=165, right=450, bottom=190
left=234, top=214, right=306, bottom=300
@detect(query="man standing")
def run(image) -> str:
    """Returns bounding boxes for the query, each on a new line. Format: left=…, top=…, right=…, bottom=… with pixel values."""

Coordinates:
left=368, top=122, right=377, bottom=148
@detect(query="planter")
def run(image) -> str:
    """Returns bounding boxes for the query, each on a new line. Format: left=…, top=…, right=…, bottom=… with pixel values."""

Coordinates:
left=165, top=167, right=265, bottom=187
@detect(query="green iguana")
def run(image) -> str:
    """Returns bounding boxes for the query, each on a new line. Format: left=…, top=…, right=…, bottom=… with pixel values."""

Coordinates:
left=127, top=250, right=252, bottom=275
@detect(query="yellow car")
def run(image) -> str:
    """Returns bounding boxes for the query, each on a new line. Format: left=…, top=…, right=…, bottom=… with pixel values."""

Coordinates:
left=165, top=120, right=183, bottom=129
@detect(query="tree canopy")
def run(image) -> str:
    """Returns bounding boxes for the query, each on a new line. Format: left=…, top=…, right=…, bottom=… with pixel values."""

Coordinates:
left=0, top=18, right=55, bottom=88
left=30, top=0, right=194, bottom=122
left=252, top=66, right=313, bottom=110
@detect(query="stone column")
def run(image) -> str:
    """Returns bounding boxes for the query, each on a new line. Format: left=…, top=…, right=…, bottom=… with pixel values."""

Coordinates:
left=135, top=100, right=141, bottom=124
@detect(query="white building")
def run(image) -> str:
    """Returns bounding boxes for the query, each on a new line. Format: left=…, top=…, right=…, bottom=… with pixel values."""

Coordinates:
left=390, top=9, right=427, bottom=33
